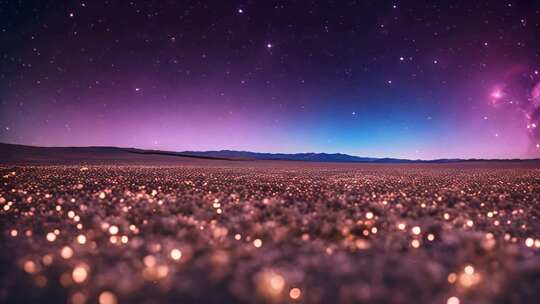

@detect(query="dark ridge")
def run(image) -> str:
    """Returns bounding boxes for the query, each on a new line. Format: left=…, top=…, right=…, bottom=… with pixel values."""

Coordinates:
left=126, top=149, right=236, bottom=161
left=2, top=142, right=540, bottom=164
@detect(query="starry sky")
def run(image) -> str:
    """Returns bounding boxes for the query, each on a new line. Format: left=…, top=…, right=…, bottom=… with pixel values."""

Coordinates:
left=2, top=1, right=540, bottom=159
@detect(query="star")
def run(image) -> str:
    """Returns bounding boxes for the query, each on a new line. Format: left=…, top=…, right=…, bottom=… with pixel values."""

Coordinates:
left=491, top=90, right=502, bottom=99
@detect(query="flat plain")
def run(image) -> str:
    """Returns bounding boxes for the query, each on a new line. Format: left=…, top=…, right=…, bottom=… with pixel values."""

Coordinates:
left=1, top=163, right=540, bottom=304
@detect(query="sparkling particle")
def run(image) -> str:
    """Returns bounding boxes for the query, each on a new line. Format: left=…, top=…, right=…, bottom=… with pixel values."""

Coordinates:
left=23, top=260, right=37, bottom=274
left=447, top=273, right=457, bottom=284
left=170, top=249, right=182, bottom=260
left=144, top=255, right=156, bottom=267
left=71, top=292, right=87, bottom=304
left=72, top=264, right=89, bottom=283
left=459, top=264, right=481, bottom=288
left=46, top=232, right=57, bottom=242
left=60, top=246, right=74, bottom=259
left=289, top=287, right=302, bottom=300
left=98, top=291, right=117, bottom=304
left=77, top=234, right=87, bottom=244
left=447, top=296, right=460, bottom=304
left=257, top=269, right=285, bottom=299
left=42, top=254, right=53, bottom=266
left=121, top=235, right=129, bottom=244
left=108, top=225, right=119, bottom=235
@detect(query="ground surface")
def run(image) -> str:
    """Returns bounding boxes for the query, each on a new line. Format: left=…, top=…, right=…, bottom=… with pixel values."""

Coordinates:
left=1, top=164, right=540, bottom=304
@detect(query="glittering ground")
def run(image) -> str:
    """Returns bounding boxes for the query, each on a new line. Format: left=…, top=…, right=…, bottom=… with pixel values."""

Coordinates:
left=1, top=164, right=540, bottom=304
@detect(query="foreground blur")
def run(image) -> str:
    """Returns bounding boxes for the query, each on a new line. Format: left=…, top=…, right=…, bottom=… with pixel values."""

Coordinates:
left=1, top=164, right=540, bottom=303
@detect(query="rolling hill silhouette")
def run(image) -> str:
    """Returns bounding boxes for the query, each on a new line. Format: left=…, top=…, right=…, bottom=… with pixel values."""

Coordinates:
left=1, top=142, right=538, bottom=165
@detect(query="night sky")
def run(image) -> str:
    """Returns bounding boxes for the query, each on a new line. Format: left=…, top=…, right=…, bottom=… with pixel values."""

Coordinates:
left=2, top=1, right=540, bottom=159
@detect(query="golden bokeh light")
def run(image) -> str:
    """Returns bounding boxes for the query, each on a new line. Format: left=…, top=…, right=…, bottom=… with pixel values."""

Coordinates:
left=61, top=246, right=74, bottom=259
left=289, top=287, right=302, bottom=300
left=98, top=291, right=117, bottom=304
left=170, top=248, right=182, bottom=261
left=72, top=264, right=89, bottom=283
left=447, top=296, right=460, bottom=304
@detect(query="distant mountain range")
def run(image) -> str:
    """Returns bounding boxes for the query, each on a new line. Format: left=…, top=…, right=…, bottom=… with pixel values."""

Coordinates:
left=1, top=142, right=539, bottom=165
left=177, top=150, right=408, bottom=162
left=176, top=150, right=540, bottom=163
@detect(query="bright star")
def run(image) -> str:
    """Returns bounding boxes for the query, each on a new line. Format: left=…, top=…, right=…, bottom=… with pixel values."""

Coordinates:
left=491, top=90, right=502, bottom=99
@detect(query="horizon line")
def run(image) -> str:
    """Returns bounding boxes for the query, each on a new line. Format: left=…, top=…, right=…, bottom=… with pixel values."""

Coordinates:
left=2, top=141, right=540, bottom=162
